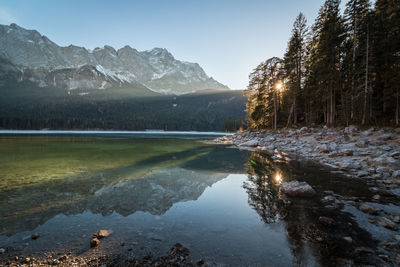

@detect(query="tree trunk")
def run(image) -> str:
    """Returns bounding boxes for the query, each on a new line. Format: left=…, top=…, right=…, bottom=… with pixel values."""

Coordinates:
left=396, top=88, right=399, bottom=126
left=351, top=18, right=357, bottom=122
left=362, top=24, right=369, bottom=125
left=286, top=103, right=294, bottom=127
left=274, top=90, right=277, bottom=130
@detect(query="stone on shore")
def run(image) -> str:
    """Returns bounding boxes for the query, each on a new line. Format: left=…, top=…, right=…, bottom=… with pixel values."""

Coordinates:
left=314, top=144, right=330, bottom=153
left=344, top=125, right=358, bottom=134
left=280, top=181, right=315, bottom=197
left=239, top=140, right=259, bottom=147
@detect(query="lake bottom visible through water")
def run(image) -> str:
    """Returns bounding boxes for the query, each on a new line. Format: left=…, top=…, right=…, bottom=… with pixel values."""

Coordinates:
left=0, top=135, right=387, bottom=266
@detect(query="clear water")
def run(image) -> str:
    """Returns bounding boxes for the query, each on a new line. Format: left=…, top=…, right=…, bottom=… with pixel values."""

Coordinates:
left=0, top=135, right=380, bottom=266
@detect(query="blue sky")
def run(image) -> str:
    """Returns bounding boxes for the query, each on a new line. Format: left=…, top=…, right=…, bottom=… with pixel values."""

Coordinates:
left=0, top=0, right=343, bottom=89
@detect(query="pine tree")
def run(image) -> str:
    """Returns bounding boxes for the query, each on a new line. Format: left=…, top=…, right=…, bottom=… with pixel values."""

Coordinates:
left=372, top=0, right=400, bottom=125
left=245, top=57, right=282, bottom=130
left=283, top=13, right=308, bottom=127
left=306, top=0, right=346, bottom=126
left=344, top=0, right=371, bottom=124
left=243, top=0, right=399, bottom=129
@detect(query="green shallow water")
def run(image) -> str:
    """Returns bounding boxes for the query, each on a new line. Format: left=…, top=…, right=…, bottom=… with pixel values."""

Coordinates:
left=0, top=134, right=384, bottom=266
left=0, top=137, right=209, bottom=191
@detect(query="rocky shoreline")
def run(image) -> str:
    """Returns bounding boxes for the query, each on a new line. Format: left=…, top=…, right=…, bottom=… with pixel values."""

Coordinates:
left=215, top=126, right=400, bottom=190
left=214, top=126, right=400, bottom=265
left=0, top=242, right=200, bottom=267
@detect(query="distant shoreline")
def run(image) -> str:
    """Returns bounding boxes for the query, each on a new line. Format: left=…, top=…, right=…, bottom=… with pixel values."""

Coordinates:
left=0, top=130, right=232, bottom=136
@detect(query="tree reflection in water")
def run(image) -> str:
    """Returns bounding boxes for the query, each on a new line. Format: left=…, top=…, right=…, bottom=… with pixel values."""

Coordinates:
left=243, top=152, right=286, bottom=224
left=243, top=152, right=314, bottom=265
left=243, top=151, right=382, bottom=266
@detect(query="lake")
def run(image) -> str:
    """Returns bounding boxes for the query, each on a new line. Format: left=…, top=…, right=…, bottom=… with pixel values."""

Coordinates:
left=0, top=133, right=382, bottom=266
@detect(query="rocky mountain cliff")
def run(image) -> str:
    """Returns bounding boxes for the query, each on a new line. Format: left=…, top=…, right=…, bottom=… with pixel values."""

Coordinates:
left=0, top=23, right=229, bottom=94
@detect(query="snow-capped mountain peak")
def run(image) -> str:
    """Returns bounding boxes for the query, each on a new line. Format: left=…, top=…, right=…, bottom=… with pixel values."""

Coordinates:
left=0, top=23, right=229, bottom=94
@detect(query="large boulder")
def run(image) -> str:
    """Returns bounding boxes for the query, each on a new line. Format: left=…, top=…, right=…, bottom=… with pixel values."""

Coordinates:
left=339, top=160, right=362, bottom=170
left=344, top=125, right=358, bottom=134
left=314, top=144, right=330, bottom=153
left=239, top=140, right=259, bottom=147
left=280, top=181, right=316, bottom=197
left=299, top=126, right=308, bottom=133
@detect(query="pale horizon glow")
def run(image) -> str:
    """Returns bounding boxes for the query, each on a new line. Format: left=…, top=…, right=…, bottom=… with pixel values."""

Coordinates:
left=0, top=0, right=345, bottom=89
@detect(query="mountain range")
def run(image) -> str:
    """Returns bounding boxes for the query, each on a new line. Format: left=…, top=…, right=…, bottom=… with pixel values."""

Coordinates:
left=0, top=23, right=228, bottom=95
left=0, top=23, right=246, bottom=131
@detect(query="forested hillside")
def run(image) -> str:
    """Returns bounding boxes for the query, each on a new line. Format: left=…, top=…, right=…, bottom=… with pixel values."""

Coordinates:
left=246, top=0, right=399, bottom=130
left=0, top=80, right=246, bottom=131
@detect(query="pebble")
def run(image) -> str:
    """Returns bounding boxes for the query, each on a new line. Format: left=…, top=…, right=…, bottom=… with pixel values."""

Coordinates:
left=343, top=236, right=352, bottom=243
left=372, top=194, right=381, bottom=200
left=390, top=214, right=400, bottom=223
left=379, top=241, right=399, bottom=250
left=393, top=234, right=400, bottom=242
left=197, top=259, right=205, bottom=266
left=354, top=247, right=374, bottom=254
left=378, top=254, right=390, bottom=262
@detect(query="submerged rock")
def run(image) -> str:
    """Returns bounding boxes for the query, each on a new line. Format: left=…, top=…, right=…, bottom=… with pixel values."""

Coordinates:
left=94, top=229, right=112, bottom=239
left=90, top=237, right=100, bottom=248
left=169, top=243, right=190, bottom=257
left=31, top=233, right=41, bottom=240
left=280, top=181, right=315, bottom=197
left=359, top=204, right=379, bottom=215
left=319, top=216, right=335, bottom=226
left=374, top=217, right=398, bottom=231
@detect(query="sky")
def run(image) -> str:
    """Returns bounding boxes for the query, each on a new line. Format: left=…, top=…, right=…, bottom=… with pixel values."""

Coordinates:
left=0, top=0, right=346, bottom=89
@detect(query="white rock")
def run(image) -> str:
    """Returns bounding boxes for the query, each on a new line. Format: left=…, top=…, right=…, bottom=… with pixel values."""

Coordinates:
left=280, top=181, right=316, bottom=197
left=314, top=144, right=330, bottom=153
left=392, top=170, right=400, bottom=178
left=239, top=140, right=259, bottom=147
left=344, top=125, right=358, bottom=134
left=299, top=126, right=308, bottom=133
left=376, top=166, right=391, bottom=174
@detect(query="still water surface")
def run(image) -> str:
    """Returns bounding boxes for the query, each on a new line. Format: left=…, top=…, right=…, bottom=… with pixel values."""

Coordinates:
left=0, top=134, right=380, bottom=265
